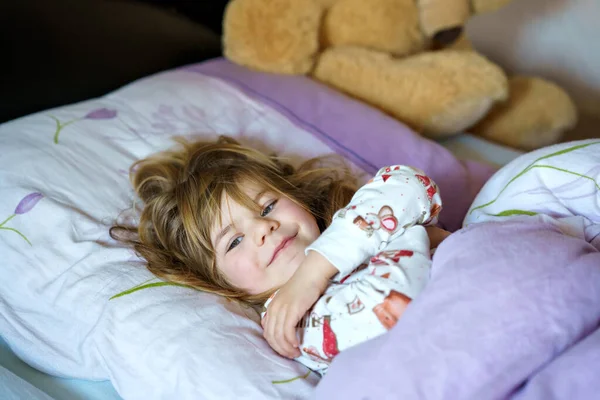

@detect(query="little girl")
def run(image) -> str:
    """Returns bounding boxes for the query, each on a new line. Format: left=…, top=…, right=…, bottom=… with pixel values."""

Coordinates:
left=112, top=136, right=448, bottom=375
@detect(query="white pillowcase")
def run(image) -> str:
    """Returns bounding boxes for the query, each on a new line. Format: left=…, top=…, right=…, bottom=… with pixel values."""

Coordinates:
left=0, top=69, right=357, bottom=399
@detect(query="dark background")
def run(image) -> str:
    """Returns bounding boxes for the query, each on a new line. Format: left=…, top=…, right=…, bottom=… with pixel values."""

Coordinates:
left=1, top=0, right=231, bottom=123
left=3, top=1, right=596, bottom=143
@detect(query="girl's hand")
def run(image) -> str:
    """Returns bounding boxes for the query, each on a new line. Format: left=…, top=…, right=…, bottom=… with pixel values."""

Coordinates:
left=261, top=251, right=337, bottom=359
left=426, top=226, right=451, bottom=248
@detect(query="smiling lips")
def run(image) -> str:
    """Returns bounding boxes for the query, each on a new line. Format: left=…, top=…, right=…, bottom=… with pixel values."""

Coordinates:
left=268, top=235, right=296, bottom=266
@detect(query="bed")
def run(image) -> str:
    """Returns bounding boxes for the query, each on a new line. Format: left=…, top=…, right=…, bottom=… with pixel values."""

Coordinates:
left=3, top=57, right=598, bottom=400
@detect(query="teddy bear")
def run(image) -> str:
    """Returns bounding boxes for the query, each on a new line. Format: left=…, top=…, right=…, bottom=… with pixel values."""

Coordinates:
left=222, top=0, right=577, bottom=151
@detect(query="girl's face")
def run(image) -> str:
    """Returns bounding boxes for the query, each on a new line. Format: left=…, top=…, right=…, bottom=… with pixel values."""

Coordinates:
left=211, top=183, right=321, bottom=295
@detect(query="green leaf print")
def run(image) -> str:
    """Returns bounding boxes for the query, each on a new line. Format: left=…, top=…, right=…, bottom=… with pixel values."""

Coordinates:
left=0, top=226, right=32, bottom=245
left=110, top=281, right=195, bottom=300
left=1, top=192, right=44, bottom=246
left=491, top=209, right=538, bottom=217
left=272, top=368, right=312, bottom=385
left=532, top=165, right=600, bottom=190
left=50, top=115, right=79, bottom=144
left=0, top=214, right=15, bottom=227
left=50, top=108, right=117, bottom=144
left=469, top=141, right=600, bottom=215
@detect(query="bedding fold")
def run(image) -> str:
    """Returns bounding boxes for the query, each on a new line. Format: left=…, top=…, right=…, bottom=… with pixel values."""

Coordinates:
left=317, top=220, right=600, bottom=399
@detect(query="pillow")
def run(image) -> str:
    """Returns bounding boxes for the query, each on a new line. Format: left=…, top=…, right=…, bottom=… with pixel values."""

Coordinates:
left=0, top=58, right=491, bottom=399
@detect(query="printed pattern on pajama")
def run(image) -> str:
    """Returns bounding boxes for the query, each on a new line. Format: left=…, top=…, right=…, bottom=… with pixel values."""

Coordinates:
left=262, top=165, right=442, bottom=375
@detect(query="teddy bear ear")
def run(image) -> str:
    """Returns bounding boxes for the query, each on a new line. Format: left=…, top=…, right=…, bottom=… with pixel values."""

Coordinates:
left=432, top=26, right=463, bottom=47
left=418, top=0, right=469, bottom=41
left=223, top=0, right=323, bottom=75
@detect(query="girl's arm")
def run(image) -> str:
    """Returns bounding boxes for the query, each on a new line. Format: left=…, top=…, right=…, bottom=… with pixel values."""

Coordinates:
left=306, top=165, right=442, bottom=281
left=262, top=165, right=442, bottom=359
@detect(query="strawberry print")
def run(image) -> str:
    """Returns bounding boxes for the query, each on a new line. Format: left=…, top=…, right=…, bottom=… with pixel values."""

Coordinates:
left=396, top=250, right=414, bottom=258
left=427, top=185, right=438, bottom=201
left=415, top=174, right=431, bottom=187
left=370, top=250, right=414, bottom=266
left=415, top=173, right=439, bottom=201
left=303, top=346, right=330, bottom=363
left=322, top=316, right=340, bottom=359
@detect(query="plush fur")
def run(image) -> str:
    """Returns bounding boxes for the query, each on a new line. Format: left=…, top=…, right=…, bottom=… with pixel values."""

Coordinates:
left=314, top=48, right=508, bottom=135
left=472, top=76, right=578, bottom=150
left=223, top=0, right=577, bottom=149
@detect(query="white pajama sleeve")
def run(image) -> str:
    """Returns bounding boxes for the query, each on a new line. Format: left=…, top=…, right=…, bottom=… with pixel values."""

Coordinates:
left=306, top=165, right=442, bottom=281
left=289, top=215, right=435, bottom=376
left=261, top=166, right=442, bottom=375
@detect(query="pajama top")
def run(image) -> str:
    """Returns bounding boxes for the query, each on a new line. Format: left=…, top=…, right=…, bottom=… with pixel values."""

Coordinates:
left=262, top=165, right=443, bottom=375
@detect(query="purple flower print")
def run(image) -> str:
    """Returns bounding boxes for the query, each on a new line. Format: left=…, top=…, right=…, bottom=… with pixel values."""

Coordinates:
left=49, top=107, right=118, bottom=144
left=1, top=192, right=44, bottom=246
left=84, top=108, right=118, bottom=120
left=14, top=192, right=43, bottom=215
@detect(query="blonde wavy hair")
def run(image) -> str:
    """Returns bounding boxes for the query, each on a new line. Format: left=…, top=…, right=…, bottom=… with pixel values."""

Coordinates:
left=111, top=136, right=360, bottom=306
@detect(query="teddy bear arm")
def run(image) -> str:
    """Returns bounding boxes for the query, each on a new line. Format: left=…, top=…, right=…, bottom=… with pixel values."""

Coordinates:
left=313, top=47, right=508, bottom=138
left=471, top=76, right=578, bottom=150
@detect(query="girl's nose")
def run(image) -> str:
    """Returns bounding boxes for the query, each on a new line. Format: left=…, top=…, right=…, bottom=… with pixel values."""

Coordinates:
left=253, top=218, right=280, bottom=245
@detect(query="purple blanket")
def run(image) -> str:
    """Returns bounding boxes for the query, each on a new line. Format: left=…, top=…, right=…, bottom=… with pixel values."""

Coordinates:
left=317, top=220, right=600, bottom=399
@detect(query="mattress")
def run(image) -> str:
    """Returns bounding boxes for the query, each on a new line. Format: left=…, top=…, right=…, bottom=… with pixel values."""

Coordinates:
left=0, top=336, right=120, bottom=400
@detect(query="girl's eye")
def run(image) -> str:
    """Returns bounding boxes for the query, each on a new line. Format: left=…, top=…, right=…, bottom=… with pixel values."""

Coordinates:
left=261, top=200, right=277, bottom=217
left=227, top=236, right=243, bottom=252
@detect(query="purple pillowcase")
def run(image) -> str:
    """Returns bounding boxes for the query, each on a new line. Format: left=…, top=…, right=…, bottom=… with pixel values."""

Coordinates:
left=190, top=59, right=495, bottom=231
left=316, top=220, right=600, bottom=399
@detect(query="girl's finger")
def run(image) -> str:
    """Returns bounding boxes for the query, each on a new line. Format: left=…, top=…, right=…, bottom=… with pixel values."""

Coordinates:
left=270, top=335, right=286, bottom=358
left=275, top=318, right=295, bottom=358
left=271, top=309, right=292, bottom=358
left=284, top=314, right=300, bottom=356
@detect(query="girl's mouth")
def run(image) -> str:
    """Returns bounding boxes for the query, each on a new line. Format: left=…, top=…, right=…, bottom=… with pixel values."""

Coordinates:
left=268, top=234, right=296, bottom=266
